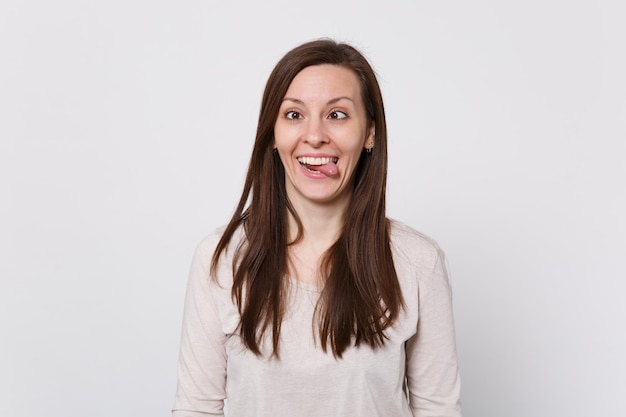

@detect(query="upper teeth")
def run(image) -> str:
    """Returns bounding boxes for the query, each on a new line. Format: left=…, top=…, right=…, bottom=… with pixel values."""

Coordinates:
left=297, top=156, right=337, bottom=165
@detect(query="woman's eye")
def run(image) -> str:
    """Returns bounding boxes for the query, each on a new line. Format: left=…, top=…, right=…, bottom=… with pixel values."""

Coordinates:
left=329, top=111, right=347, bottom=120
left=285, top=111, right=301, bottom=120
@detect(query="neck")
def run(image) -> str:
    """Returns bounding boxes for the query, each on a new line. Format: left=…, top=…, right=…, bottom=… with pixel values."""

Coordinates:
left=287, top=196, right=348, bottom=248
left=285, top=194, right=350, bottom=285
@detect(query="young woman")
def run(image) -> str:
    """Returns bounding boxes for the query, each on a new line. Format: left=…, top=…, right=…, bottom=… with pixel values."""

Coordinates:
left=173, top=39, right=461, bottom=417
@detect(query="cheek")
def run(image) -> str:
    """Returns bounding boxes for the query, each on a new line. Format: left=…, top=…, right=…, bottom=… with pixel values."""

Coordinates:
left=273, top=124, right=295, bottom=148
left=345, top=135, right=368, bottom=155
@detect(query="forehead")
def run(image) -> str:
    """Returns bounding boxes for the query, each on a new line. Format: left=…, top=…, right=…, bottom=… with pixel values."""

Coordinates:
left=284, top=64, right=362, bottom=101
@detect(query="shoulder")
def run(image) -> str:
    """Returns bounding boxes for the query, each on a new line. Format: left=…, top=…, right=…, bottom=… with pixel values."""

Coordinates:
left=194, top=224, right=245, bottom=258
left=389, top=219, right=444, bottom=271
left=191, top=224, right=245, bottom=282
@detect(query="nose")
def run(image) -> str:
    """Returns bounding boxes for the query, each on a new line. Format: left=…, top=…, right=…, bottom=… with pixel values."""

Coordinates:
left=303, top=118, right=328, bottom=147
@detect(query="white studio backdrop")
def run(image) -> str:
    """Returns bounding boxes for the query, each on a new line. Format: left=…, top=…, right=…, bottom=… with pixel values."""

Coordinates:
left=1, top=1, right=624, bottom=416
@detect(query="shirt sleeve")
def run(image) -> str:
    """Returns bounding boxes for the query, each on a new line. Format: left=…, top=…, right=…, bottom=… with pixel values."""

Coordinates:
left=172, top=238, right=228, bottom=417
left=405, top=246, right=462, bottom=417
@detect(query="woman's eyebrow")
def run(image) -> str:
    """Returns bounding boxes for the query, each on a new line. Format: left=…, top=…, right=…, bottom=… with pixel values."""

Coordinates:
left=282, top=97, right=304, bottom=104
left=281, top=96, right=354, bottom=105
left=327, top=96, right=354, bottom=105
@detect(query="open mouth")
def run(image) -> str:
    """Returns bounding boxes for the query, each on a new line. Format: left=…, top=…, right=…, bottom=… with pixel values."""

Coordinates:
left=297, top=156, right=338, bottom=171
left=296, top=156, right=339, bottom=177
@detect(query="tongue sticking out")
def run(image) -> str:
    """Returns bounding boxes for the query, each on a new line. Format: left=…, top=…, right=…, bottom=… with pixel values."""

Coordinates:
left=310, top=162, right=338, bottom=177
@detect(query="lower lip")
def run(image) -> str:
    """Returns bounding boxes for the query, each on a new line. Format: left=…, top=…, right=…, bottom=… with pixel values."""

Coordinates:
left=298, top=163, right=331, bottom=179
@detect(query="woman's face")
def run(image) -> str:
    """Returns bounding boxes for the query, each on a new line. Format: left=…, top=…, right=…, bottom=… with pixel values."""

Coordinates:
left=274, top=64, right=374, bottom=210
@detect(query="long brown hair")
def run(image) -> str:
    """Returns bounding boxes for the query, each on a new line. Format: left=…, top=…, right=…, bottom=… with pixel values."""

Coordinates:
left=211, top=39, right=402, bottom=358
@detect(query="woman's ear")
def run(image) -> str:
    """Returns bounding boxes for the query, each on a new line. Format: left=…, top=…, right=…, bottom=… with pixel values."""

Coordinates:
left=364, top=125, right=375, bottom=150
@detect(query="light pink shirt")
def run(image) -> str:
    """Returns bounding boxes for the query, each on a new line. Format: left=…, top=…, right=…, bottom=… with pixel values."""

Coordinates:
left=173, top=220, right=461, bottom=417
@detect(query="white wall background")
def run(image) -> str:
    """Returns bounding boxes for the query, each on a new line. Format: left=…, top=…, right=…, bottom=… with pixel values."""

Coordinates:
left=1, top=1, right=624, bottom=416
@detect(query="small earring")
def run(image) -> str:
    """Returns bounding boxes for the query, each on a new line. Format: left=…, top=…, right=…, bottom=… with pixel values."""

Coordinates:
left=366, top=147, right=373, bottom=153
